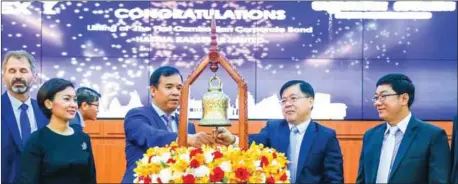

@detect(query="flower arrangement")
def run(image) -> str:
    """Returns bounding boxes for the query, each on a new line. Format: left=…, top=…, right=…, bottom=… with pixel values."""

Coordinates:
left=133, top=142, right=290, bottom=183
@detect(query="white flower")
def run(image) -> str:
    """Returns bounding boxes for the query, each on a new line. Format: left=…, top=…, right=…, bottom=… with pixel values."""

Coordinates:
left=271, top=159, right=278, bottom=166
left=172, top=171, right=184, bottom=180
left=150, top=156, right=161, bottom=164
left=204, top=151, right=213, bottom=164
left=161, top=152, right=171, bottom=163
left=220, top=161, right=232, bottom=172
left=159, top=168, right=172, bottom=183
left=260, top=173, right=266, bottom=183
left=148, top=174, right=157, bottom=183
left=193, top=165, right=210, bottom=177
left=254, top=160, right=262, bottom=170
left=179, top=153, right=190, bottom=163
left=141, top=156, right=149, bottom=165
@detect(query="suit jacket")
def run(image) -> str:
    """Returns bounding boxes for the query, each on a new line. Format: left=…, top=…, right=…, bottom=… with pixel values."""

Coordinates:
left=357, top=115, right=451, bottom=184
left=451, top=116, right=458, bottom=183
left=249, top=119, right=344, bottom=183
left=1, top=92, right=48, bottom=183
left=121, top=105, right=196, bottom=183
left=69, top=111, right=84, bottom=132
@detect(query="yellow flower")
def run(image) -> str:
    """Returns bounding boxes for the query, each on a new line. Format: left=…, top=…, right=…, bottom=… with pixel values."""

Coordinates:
left=248, top=172, right=265, bottom=183
left=133, top=141, right=290, bottom=184
left=172, top=159, right=188, bottom=173
left=196, top=176, right=209, bottom=183
left=148, top=163, right=161, bottom=174
left=194, top=153, right=205, bottom=164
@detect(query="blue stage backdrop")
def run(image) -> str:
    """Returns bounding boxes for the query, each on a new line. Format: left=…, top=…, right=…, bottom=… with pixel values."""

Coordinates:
left=1, top=1, right=457, bottom=120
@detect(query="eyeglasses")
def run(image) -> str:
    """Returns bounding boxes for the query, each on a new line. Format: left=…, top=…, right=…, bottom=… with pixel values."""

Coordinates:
left=279, top=96, right=309, bottom=105
left=87, top=103, right=99, bottom=108
left=372, top=94, right=399, bottom=103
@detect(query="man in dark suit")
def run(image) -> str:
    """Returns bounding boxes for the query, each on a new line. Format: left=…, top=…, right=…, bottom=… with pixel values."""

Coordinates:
left=69, top=87, right=101, bottom=132
left=216, top=80, right=344, bottom=183
left=357, top=73, right=450, bottom=184
left=451, top=115, right=458, bottom=183
left=1, top=50, right=48, bottom=183
left=121, top=66, right=215, bottom=183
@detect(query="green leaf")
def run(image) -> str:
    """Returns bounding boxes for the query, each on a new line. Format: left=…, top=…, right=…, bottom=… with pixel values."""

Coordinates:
left=223, top=176, right=228, bottom=183
left=160, top=161, right=166, bottom=167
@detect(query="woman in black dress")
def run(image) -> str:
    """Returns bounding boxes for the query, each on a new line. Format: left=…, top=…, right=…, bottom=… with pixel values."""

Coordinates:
left=19, top=78, right=96, bottom=184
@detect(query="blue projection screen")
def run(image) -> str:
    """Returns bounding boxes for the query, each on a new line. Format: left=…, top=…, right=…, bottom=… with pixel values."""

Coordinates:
left=1, top=1, right=457, bottom=120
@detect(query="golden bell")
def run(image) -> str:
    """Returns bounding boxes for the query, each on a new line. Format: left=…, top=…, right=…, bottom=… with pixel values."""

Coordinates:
left=199, top=75, right=232, bottom=127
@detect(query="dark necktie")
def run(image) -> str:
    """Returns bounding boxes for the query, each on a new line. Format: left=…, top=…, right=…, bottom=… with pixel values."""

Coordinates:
left=20, top=103, right=31, bottom=145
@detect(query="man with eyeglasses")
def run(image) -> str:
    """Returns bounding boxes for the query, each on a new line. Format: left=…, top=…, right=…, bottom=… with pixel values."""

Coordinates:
left=357, top=73, right=450, bottom=184
left=216, top=80, right=344, bottom=183
left=69, top=87, right=101, bottom=132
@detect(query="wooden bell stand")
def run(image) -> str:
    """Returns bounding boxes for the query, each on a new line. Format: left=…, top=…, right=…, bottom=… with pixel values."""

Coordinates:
left=177, top=17, right=249, bottom=150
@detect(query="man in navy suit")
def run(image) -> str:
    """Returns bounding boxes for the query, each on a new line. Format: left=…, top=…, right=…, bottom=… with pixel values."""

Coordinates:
left=121, top=66, right=215, bottom=183
left=357, top=73, right=450, bottom=184
left=69, top=87, right=101, bottom=132
left=451, top=115, right=458, bottom=183
left=1, top=50, right=48, bottom=183
left=216, top=80, right=344, bottom=183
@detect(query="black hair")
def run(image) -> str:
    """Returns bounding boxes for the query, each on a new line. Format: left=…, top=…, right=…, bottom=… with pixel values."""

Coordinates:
left=76, top=87, right=101, bottom=107
left=37, top=78, right=75, bottom=119
left=279, top=80, right=315, bottom=98
left=376, top=73, right=415, bottom=108
left=149, top=66, right=183, bottom=87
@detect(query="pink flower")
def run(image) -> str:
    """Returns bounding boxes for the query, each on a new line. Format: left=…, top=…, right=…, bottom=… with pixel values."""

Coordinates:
left=210, top=167, right=225, bottom=182
left=190, top=148, right=203, bottom=158
left=260, top=156, right=269, bottom=167
left=182, top=174, right=195, bottom=183
left=190, top=159, right=200, bottom=168
left=235, top=167, right=249, bottom=181
left=266, top=176, right=275, bottom=184
left=212, top=151, right=223, bottom=160
left=280, top=172, right=288, bottom=181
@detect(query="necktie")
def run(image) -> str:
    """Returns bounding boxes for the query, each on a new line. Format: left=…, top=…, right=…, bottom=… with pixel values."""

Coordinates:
left=376, top=126, right=399, bottom=183
left=162, top=115, right=173, bottom=132
left=288, top=126, right=300, bottom=183
left=20, top=103, right=31, bottom=145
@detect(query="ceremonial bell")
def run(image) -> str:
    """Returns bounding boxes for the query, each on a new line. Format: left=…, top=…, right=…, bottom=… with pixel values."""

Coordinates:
left=199, top=75, right=232, bottom=127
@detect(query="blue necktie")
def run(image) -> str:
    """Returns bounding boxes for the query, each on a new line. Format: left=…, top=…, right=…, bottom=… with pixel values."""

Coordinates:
left=288, top=126, right=300, bottom=183
left=162, top=115, right=173, bottom=132
left=20, top=103, right=31, bottom=145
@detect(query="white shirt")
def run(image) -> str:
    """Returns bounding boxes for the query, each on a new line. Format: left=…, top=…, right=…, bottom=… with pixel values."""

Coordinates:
left=232, top=118, right=312, bottom=151
left=151, top=103, right=177, bottom=132
left=380, top=112, right=412, bottom=171
left=288, top=119, right=311, bottom=160
left=384, top=112, right=411, bottom=135
left=77, top=110, right=85, bottom=127
left=7, top=92, right=38, bottom=138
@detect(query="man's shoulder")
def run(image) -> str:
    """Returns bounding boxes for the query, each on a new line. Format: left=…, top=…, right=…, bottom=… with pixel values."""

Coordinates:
left=1, top=92, right=10, bottom=106
left=265, top=119, right=286, bottom=127
left=126, top=105, right=154, bottom=117
left=361, top=122, right=386, bottom=139
left=413, top=117, right=445, bottom=134
left=313, top=121, right=337, bottom=135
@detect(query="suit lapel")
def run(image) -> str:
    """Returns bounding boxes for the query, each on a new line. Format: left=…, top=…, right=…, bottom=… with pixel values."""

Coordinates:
left=31, top=99, right=48, bottom=128
left=389, top=116, right=419, bottom=180
left=148, top=105, right=168, bottom=130
left=296, top=121, right=317, bottom=177
left=1, top=93, right=23, bottom=152
left=277, top=120, right=290, bottom=155
left=370, top=125, right=386, bottom=183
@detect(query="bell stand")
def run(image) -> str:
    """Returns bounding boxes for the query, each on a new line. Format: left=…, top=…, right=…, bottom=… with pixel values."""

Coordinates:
left=177, top=16, right=249, bottom=150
